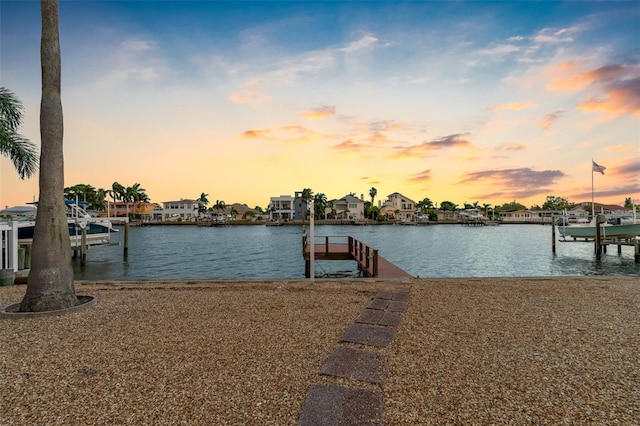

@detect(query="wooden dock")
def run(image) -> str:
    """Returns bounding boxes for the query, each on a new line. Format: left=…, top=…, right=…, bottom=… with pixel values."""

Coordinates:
left=302, top=235, right=413, bottom=279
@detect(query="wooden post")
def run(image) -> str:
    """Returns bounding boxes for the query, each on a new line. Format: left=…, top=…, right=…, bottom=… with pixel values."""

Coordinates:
left=635, top=238, right=639, bottom=263
left=372, top=249, right=378, bottom=277
left=302, top=233, right=306, bottom=256
left=325, top=236, right=329, bottom=253
left=81, top=226, right=87, bottom=265
left=124, top=221, right=130, bottom=258
left=365, top=246, right=370, bottom=271
left=551, top=216, right=556, bottom=254
left=595, top=221, right=602, bottom=258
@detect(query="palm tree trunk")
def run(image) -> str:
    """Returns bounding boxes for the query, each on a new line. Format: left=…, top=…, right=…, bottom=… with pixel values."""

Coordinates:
left=20, top=0, right=76, bottom=312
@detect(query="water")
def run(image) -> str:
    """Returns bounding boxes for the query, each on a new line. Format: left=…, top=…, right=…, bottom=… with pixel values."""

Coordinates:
left=72, top=224, right=640, bottom=280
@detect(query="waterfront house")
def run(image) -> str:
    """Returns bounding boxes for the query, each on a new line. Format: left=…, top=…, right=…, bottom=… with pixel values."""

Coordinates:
left=499, top=210, right=538, bottom=223
left=159, top=199, right=199, bottom=221
left=380, top=192, right=416, bottom=221
left=434, top=210, right=459, bottom=222
left=269, top=195, right=295, bottom=221
left=564, top=205, right=590, bottom=223
left=332, top=194, right=365, bottom=219
left=105, top=201, right=155, bottom=218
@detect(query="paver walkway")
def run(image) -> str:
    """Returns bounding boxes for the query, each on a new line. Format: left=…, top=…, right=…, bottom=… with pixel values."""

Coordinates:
left=298, top=287, right=412, bottom=425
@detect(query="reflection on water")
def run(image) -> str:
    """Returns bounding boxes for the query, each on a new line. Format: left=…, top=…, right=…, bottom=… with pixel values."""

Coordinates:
left=73, top=224, right=639, bottom=280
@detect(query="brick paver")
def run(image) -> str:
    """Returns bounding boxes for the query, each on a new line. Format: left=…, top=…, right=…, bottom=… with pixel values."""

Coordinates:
left=342, top=323, right=397, bottom=347
left=355, top=309, right=384, bottom=324
left=320, top=346, right=387, bottom=383
left=298, top=385, right=383, bottom=426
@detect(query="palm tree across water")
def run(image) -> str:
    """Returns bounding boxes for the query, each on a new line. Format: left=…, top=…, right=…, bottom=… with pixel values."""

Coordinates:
left=214, top=200, right=226, bottom=218
left=196, top=193, right=209, bottom=220
left=313, top=193, right=327, bottom=219
left=369, top=187, right=377, bottom=219
left=0, top=87, right=39, bottom=179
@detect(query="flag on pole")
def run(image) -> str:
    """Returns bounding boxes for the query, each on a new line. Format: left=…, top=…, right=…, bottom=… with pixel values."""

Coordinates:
left=592, top=160, right=606, bottom=175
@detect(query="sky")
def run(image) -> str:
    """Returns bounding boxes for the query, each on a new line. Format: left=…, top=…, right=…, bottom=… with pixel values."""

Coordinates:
left=1, top=1, right=639, bottom=210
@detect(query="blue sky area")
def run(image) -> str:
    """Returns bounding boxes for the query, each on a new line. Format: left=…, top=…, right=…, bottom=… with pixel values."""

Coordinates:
left=1, top=1, right=639, bottom=209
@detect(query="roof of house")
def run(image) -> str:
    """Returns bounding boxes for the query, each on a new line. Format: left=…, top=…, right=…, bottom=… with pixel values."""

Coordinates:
left=577, top=201, right=627, bottom=211
left=385, top=192, right=415, bottom=203
left=336, top=194, right=364, bottom=203
left=163, top=199, right=198, bottom=204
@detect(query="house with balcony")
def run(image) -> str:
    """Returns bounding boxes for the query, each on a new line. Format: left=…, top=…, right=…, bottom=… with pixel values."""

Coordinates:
left=332, top=194, right=365, bottom=219
left=269, top=195, right=295, bottom=221
left=159, top=199, right=199, bottom=221
left=380, top=192, right=416, bottom=220
left=105, top=201, right=155, bottom=218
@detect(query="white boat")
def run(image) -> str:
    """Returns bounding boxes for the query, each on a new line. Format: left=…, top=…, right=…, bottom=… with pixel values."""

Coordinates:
left=13, top=200, right=118, bottom=247
left=558, top=160, right=640, bottom=240
left=558, top=221, right=640, bottom=239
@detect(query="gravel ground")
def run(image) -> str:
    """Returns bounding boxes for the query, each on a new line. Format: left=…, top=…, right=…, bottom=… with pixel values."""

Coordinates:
left=385, top=277, right=640, bottom=425
left=1, top=277, right=638, bottom=425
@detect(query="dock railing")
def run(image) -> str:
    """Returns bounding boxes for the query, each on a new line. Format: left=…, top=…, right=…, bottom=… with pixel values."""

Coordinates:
left=302, top=234, right=379, bottom=277
left=348, top=236, right=378, bottom=277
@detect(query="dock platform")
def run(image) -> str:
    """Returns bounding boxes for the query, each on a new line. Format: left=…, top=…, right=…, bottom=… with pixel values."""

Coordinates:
left=302, top=236, right=413, bottom=279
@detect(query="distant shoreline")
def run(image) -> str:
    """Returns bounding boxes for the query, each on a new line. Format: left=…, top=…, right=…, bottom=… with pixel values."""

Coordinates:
left=123, top=219, right=544, bottom=227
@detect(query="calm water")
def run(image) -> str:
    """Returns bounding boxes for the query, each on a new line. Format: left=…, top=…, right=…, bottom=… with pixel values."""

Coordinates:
left=72, top=224, right=640, bottom=280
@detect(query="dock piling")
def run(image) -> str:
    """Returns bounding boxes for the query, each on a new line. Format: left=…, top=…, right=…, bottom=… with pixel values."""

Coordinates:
left=551, top=216, right=556, bottom=254
left=124, top=222, right=130, bottom=258
left=81, top=226, right=87, bottom=265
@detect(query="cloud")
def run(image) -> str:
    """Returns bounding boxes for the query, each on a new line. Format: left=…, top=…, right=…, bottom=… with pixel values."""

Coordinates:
left=242, top=129, right=271, bottom=139
left=301, top=105, right=336, bottom=119
left=99, top=37, right=166, bottom=84
left=333, top=139, right=364, bottom=152
left=369, top=120, right=407, bottom=132
left=241, top=125, right=330, bottom=144
left=604, top=143, right=635, bottom=153
left=270, top=50, right=335, bottom=83
left=228, top=79, right=272, bottom=105
left=577, top=75, right=640, bottom=115
left=538, top=110, right=564, bottom=130
left=490, top=102, right=537, bottom=111
left=476, top=44, right=520, bottom=56
left=121, top=39, right=153, bottom=52
left=501, top=143, right=527, bottom=151
left=407, top=169, right=431, bottom=182
left=571, top=183, right=640, bottom=201
left=461, top=167, right=567, bottom=199
left=228, top=90, right=272, bottom=105
left=340, top=34, right=379, bottom=54
left=393, top=133, right=472, bottom=158
left=532, top=27, right=577, bottom=43
left=547, top=62, right=640, bottom=116
left=616, top=158, right=640, bottom=176
left=269, top=33, right=384, bottom=84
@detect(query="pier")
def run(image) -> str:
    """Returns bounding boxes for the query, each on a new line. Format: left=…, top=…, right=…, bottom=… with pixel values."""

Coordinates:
left=302, top=235, right=412, bottom=279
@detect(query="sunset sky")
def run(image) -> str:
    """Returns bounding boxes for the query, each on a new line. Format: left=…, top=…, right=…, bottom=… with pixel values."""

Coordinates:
left=1, top=1, right=639, bottom=210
